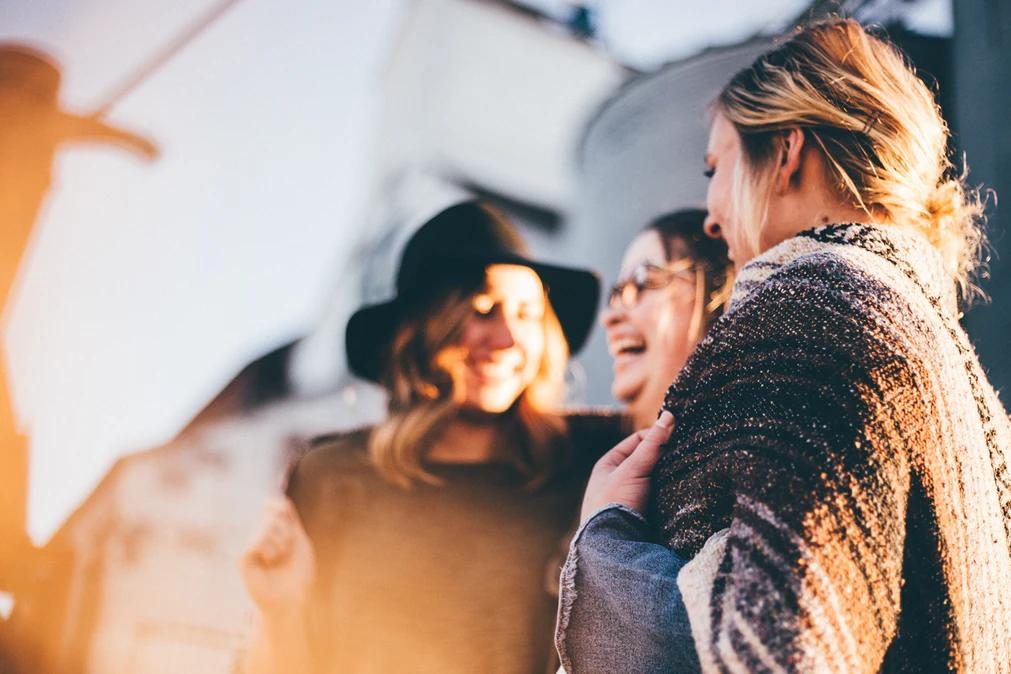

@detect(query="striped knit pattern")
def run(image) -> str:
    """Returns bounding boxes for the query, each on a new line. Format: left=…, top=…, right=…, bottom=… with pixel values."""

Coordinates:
left=651, top=223, right=1011, bottom=673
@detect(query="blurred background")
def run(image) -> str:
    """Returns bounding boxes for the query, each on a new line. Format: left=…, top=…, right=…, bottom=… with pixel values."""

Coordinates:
left=0, top=0, right=1006, bottom=672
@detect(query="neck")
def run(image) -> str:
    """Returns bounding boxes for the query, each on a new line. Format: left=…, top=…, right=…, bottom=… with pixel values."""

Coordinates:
left=762, top=202, right=876, bottom=254
left=427, top=414, right=505, bottom=464
left=761, top=145, right=884, bottom=252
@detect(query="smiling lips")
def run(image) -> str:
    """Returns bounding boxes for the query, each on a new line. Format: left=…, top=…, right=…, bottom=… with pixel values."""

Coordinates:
left=607, top=335, right=648, bottom=375
left=469, top=359, right=524, bottom=383
left=608, top=335, right=646, bottom=358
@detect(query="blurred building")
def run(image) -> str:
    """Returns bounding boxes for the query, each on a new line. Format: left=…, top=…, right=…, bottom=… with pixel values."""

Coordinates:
left=17, top=0, right=1009, bottom=672
left=568, top=37, right=774, bottom=406
left=21, top=1, right=626, bottom=671
left=569, top=0, right=1010, bottom=404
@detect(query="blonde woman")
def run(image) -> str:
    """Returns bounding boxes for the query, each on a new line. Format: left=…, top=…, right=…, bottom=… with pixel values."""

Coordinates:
left=561, top=19, right=1011, bottom=673
left=240, top=201, right=623, bottom=674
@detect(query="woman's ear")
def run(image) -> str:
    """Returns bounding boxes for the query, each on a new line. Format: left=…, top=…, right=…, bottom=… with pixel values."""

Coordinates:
left=775, top=127, right=806, bottom=194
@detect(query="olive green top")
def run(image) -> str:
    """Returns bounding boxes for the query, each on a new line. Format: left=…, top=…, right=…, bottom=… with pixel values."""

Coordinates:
left=286, top=412, right=625, bottom=674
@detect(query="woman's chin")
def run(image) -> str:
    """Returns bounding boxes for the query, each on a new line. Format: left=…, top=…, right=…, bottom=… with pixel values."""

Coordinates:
left=611, top=380, right=641, bottom=408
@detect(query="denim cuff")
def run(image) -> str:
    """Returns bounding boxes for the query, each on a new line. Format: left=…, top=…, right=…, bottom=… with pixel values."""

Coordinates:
left=555, top=504, right=699, bottom=673
left=574, top=503, right=650, bottom=545
left=557, top=505, right=642, bottom=670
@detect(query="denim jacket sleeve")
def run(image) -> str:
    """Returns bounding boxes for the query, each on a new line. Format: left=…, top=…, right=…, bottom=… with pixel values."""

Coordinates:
left=554, top=504, right=701, bottom=674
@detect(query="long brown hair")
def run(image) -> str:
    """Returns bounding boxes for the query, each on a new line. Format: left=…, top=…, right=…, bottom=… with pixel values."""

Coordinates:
left=368, top=273, right=569, bottom=489
left=716, top=18, right=986, bottom=302
left=648, top=209, right=734, bottom=342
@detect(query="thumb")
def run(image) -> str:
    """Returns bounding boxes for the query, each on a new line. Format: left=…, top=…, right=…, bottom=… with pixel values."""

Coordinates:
left=620, top=410, right=674, bottom=476
left=642, top=410, right=675, bottom=446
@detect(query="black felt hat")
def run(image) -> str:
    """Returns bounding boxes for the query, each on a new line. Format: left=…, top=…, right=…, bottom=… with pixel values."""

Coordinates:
left=0, top=44, right=158, bottom=157
left=346, top=201, right=600, bottom=383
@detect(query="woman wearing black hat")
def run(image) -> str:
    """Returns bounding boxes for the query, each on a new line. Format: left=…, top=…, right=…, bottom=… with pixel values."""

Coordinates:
left=239, top=201, right=624, bottom=674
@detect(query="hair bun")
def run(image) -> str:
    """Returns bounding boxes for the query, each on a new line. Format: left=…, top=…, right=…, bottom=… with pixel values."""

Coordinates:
left=922, top=176, right=986, bottom=302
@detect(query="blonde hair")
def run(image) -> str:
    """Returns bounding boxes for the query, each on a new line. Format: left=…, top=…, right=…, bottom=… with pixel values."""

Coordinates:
left=368, top=278, right=569, bottom=489
left=716, top=18, right=986, bottom=302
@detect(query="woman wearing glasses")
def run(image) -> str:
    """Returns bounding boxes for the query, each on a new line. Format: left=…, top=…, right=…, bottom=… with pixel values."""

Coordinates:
left=601, top=209, right=732, bottom=430
left=553, top=210, right=730, bottom=673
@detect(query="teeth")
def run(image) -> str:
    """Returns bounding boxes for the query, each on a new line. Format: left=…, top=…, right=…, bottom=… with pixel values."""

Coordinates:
left=610, top=337, right=646, bottom=356
left=474, top=362, right=521, bottom=378
left=479, top=369, right=514, bottom=378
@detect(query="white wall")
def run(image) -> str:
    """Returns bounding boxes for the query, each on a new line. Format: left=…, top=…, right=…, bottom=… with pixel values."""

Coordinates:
left=1, top=0, right=405, bottom=543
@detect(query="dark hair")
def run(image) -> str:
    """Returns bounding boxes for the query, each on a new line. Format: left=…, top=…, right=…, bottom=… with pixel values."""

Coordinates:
left=646, top=209, right=733, bottom=333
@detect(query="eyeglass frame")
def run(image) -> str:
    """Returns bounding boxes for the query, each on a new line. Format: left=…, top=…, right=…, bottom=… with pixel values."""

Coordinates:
left=606, top=258, right=700, bottom=310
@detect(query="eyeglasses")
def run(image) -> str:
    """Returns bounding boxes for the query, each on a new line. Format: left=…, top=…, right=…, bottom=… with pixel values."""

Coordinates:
left=607, top=259, right=697, bottom=310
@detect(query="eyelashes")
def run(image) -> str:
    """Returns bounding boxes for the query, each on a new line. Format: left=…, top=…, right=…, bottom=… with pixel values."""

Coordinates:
left=703, top=168, right=715, bottom=179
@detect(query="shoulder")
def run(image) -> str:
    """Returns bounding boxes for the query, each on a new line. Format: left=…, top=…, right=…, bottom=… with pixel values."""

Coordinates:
left=740, top=244, right=925, bottom=334
left=713, top=250, right=908, bottom=365
left=286, top=427, right=374, bottom=498
left=751, top=251, right=881, bottom=312
left=306, top=426, right=372, bottom=460
left=668, top=249, right=918, bottom=423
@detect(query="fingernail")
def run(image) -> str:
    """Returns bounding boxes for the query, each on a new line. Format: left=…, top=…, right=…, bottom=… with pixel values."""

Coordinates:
left=657, top=410, right=674, bottom=428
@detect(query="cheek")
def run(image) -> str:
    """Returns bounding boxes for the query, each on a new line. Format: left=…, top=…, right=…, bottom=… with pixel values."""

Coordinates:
left=457, top=317, right=479, bottom=351
left=706, top=169, right=728, bottom=214
left=630, top=301, right=663, bottom=342
left=651, top=300, right=695, bottom=363
left=518, top=325, right=546, bottom=368
left=705, top=176, right=720, bottom=216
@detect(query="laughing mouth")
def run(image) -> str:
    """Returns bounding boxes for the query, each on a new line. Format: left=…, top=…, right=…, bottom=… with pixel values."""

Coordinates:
left=471, top=363, right=522, bottom=381
left=610, top=336, right=646, bottom=358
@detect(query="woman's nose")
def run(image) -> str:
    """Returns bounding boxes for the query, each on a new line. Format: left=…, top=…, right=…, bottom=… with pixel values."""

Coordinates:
left=600, top=302, right=625, bottom=328
left=485, top=312, right=517, bottom=350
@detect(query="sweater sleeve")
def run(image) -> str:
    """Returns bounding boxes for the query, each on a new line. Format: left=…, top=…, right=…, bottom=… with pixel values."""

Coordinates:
left=652, top=268, right=916, bottom=673
left=555, top=505, right=699, bottom=674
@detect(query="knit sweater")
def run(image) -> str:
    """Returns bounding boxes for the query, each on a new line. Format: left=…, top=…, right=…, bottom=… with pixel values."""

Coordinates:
left=651, top=223, right=1011, bottom=673
left=287, top=411, right=626, bottom=674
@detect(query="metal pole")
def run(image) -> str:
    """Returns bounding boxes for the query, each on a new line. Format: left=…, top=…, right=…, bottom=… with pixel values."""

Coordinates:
left=91, top=0, right=247, bottom=117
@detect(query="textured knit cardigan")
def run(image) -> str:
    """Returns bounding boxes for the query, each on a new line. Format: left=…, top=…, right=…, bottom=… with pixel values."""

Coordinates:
left=650, top=223, right=1011, bottom=673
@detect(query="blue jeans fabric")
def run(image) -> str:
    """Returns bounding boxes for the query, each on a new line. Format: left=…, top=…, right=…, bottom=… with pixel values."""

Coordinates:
left=555, top=505, right=700, bottom=674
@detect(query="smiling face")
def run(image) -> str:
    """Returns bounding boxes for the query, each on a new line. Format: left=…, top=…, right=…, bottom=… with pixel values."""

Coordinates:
left=704, top=112, right=762, bottom=266
left=442, top=264, right=548, bottom=414
left=601, top=230, right=700, bottom=428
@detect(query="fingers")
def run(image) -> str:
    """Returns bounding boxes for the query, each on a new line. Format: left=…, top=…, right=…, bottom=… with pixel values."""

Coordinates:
left=596, top=430, right=648, bottom=470
left=596, top=410, right=676, bottom=472
left=580, top=411, right=676, bottom=522
left=618, top=410, right=675, bottom=478
left=264, top=495, right=298, bottom=520
left=244, top=497, right=303, bottom=568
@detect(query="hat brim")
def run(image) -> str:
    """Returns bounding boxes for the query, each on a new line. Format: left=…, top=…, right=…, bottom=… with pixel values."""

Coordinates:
left=346, top=251, right=600, bottom=383
left=51, top=111, right=159, bottom=159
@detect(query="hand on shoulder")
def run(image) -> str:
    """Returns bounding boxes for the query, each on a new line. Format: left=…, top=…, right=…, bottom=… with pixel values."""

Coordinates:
left=239, top=496, right=317, bottom=618
left=580, top=410, right=674, bottom=523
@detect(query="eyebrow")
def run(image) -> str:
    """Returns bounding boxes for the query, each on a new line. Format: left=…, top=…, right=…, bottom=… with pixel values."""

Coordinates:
left=480, top=292, right=544, bottom=305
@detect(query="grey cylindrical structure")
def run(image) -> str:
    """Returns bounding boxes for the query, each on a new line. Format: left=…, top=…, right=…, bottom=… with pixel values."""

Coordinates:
left=954, top=0, right=1011, bottom=397
left=569, top=39, right=771, bottom=406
